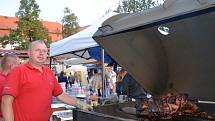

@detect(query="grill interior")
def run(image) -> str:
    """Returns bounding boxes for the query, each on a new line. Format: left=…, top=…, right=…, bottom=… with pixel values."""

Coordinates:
left=73, top=102, right=215, bottom=121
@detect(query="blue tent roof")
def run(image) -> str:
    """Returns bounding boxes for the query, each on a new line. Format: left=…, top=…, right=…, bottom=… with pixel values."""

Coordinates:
left=88, top=46, right=112, bottom=64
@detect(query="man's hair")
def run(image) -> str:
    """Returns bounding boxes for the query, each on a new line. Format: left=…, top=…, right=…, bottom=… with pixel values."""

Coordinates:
left=117, top=68, right=127, bottom=81
left=1, top=54, right=18, bottom=70
left=118, top=68, right=126, bottom=75
left=28, top=40, right=46, bottom=51
left=94, top=69, right=98, bottom=74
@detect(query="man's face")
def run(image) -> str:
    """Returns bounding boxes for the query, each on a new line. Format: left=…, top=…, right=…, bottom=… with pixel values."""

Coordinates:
left=108, top=67, right=112, bottom=72
left=29, top=43, right=48, bottom=65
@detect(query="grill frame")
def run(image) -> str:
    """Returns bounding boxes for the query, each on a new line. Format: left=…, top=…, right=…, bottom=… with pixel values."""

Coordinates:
left=73, top=103, right=215, bottom=121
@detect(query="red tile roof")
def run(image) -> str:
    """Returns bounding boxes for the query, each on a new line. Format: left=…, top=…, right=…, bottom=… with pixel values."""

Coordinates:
left=0, top=15, right=62, bottom=41
left=0, top=16, right=18, bottom=37
left=41, top=20, right=62, bottom=41
left=42, top=21, right=62, bottom=33
left=0, top=16, right=18, bottom=29
left=0, top=30, right=10, bottom=37
left=0, top=15, right=89, bottom=42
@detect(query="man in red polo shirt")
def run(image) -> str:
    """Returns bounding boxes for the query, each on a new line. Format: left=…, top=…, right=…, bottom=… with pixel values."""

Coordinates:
left=2, top=40, right=92, bottom=121
left=0, top=54, right=19, bottom=120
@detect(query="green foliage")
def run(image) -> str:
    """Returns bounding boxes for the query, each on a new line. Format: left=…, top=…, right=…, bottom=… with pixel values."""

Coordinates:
left=0, top=29, right=22, bottom=48
left=62, top=7, right=80, bottom=38
left=15, top=0, right=40, bottom=19
left=0, top=0, right=51, bottom=50
left=116, top=0, right=164, bottom=13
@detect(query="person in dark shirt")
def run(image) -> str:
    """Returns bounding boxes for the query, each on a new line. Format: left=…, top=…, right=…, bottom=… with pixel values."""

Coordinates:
left=58, top=71, right=69, bottom=89
left=115, top=69, right=125, bottom=96
left=121, top=73, right=148, bottom=99
left=68, top=72, right=75, bottom=85
left=58, top=71, right=68, bottom=83
left=119, top=69, right=151, bottom=115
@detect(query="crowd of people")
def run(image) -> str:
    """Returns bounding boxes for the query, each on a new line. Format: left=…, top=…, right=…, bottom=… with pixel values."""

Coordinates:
left=57, top=71, right=83, bottom=89
left=56, top=65, right=118, bottom=98
left=55, top=61, right=150, bottom=99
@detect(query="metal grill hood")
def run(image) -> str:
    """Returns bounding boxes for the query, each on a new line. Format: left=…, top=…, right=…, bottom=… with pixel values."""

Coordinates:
left=93, top=0, right=215, bottom=101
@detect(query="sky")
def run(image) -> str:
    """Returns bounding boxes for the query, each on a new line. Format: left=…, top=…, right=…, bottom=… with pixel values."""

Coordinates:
left=0, top=0, right=120, bottom=26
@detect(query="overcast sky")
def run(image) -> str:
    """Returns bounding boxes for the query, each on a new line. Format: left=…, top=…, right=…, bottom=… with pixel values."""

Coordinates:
left=0, top=0, right=120, bottom=26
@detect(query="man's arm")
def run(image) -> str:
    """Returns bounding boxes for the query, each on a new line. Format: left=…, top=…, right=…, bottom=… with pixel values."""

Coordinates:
left=57, top=92, right=93, bottom=111
left=57, top=92, right=77, bottom=106
left=2, top=95, right=14, bottom=121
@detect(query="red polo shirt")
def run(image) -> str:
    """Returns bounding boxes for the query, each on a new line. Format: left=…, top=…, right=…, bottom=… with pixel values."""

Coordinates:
left=0, top=73, right=6, bottom=118
left=3, top=63, right=63, bottom=121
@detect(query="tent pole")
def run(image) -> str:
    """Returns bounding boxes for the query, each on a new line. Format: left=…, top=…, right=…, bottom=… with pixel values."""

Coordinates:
left=113, top=60, right=117, bottom=72
left=49, top=57, right=52, bottom=68
left=101, top=48, right=105, bottom=98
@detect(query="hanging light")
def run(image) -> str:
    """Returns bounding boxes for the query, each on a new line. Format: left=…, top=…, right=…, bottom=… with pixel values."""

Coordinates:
left=158, top=26, right=170, bottom=35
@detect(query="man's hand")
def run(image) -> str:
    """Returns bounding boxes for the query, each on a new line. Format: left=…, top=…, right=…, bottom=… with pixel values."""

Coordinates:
left=76, top=100, right=93, bottom=111
left=57, top=92, right=93, bottom=111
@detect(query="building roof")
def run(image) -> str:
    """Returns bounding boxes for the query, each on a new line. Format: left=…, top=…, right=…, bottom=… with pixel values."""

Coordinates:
left=0, top=15, right=90, bottom=42
left=0, top=16, right=18, bottom=30
left=42, top=20, right=62, bottom=34
left=0, top=15, right=62, bottom=41
left=42, top=20, right=62, bottom=41
left=0, top=16, right=18, bottom=37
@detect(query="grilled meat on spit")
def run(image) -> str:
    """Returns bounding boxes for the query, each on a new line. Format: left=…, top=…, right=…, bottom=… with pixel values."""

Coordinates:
left=139, top=93, right=215, bottom=120
left=118, top=72, right=214, bottom=120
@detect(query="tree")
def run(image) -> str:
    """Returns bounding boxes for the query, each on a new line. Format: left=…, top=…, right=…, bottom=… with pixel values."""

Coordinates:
left=116, top=0, right=164, bottom=13
left=0, top=29, right=23, bottom=48
left=61, top=7, right=80, bottom=38
left=0, top=0, right=51, bottom=50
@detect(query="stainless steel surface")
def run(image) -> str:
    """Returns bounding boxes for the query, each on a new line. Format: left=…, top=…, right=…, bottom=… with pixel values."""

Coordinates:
left=198, top=100, right=215, bottom=104
left=73, top=104, right=137, bottom=121
left=73, top=103, right=215, bottom=121
left=94, top=4, right=215, bottom=101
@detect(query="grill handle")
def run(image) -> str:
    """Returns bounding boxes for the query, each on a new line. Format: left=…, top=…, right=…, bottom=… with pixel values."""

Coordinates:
left=197, top=100, right=215, bottom=104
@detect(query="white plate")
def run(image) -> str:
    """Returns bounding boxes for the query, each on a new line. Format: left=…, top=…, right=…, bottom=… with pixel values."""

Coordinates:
left=65, top=104, right=76, bottom=109
left=76, top=94, right=87, bottom=98
left=51, top=103, right=66, bottom=108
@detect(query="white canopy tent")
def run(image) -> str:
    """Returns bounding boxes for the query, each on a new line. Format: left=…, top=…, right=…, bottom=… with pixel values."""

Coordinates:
left=64, top=58, right=97, bottom=66
left=49, top=11, right=119, bottom=60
